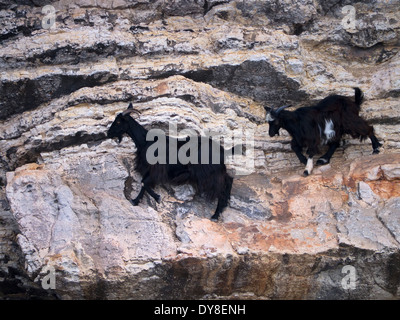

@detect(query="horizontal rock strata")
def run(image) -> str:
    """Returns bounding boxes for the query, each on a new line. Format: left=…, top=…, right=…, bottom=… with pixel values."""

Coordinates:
left=0, top=0, right=399, bottom=299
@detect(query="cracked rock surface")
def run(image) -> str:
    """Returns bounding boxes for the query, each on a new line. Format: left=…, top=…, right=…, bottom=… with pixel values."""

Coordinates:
left=1, top=0, right=400, bottom=299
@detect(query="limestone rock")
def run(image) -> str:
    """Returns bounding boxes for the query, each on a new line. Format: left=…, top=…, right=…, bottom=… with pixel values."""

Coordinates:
left=4, top=152, right=400, bottom=299
left=1, top=0, right=400, bottom=299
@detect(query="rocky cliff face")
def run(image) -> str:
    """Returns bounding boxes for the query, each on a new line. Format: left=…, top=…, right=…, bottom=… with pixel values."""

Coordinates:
left=1, top=0, right=399, bottom=299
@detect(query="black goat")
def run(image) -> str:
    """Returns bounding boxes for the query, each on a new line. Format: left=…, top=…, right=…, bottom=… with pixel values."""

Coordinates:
left=107, top=103, right=237, bottom=221
left=265, top=88, right=382, bottom=176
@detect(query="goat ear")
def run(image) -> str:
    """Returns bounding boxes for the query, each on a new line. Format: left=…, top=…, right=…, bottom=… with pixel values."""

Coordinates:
left=127, top=103, right=133, bottom=110
left=264, top=106, right=272, bottom=112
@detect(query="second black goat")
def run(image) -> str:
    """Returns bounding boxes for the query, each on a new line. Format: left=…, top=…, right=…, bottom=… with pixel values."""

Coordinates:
left=265, top=88, right=382, bottom=176
left=107, top=103, right=239, bottom=221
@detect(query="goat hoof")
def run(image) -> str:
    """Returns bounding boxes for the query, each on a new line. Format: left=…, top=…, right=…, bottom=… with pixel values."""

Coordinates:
left=373, top=149, right=380, bottom=154
left=303, top=170, right=309, bottom=177
left=210, top=214, right=220, bottom=221
left=131, top=199, right=140, bottom=206
left=316, top=158, right=328, bottom=166
left=154, top=195, right=161, bottom=203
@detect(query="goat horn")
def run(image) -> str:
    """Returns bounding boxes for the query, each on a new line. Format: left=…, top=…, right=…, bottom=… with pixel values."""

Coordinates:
left=274, top=104, right=292, bottom=115
left=122, top=107, right=141, bottom=116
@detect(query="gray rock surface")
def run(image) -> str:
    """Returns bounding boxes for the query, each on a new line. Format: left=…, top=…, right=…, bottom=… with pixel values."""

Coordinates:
left=0, top=0, right=399, bottom=299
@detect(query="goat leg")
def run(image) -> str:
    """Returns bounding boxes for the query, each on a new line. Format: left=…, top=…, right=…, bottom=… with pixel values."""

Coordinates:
left=211, top=197, right=227, bottom=221
left=370, top=135, right=382, bottom=154
left=291, top=140, right=307, bottom=165
left=143, top=184, right=161, bottom=203
left=131, top=186, right=145, bottom=205
left=304, top=147, right=317, bottom=176
left=211, top=211, right=221, bottom=221
left=349, top=117, right=382, bottom=154
left=316, top=141, right=340, bottom=165
left=131, top=175, right=161, bottom=205
left=211, top=175, right=233, bottom=221
left=303, top=157, right=314, bottom=176
left=303, top=147, right=318, bottom=176
left=211, top=199, right=226, bottom=221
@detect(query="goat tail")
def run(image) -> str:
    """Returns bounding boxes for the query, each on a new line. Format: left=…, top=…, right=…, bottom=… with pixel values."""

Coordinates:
left=354, top=87, right=364, bottom=107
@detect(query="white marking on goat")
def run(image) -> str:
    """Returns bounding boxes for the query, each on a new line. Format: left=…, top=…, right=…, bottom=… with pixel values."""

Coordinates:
left=305, top=157, right=313, bottom=175
left=324, top=119, right=335, bottom=142
left=318, top=158, right=328, bottom=164
left=266, top=113, right=275, bottom=122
